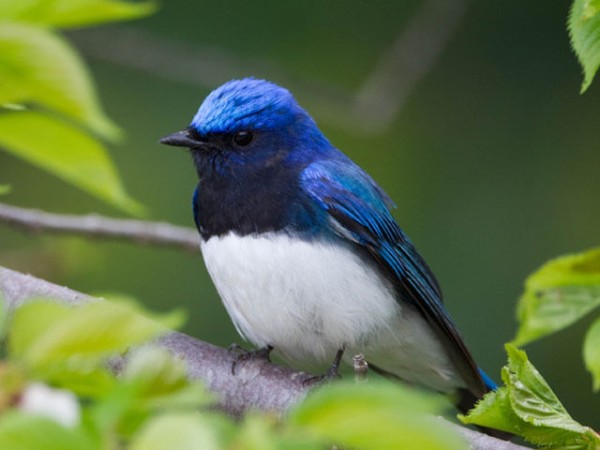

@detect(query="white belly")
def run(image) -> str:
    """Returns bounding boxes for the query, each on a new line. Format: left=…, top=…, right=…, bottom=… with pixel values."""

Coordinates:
left=200, top=232, right=462, bottom=392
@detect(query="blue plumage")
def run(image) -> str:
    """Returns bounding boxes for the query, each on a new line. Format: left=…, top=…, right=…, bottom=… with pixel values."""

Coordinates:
left=161, top=78, right=494, bottom=412
left=191, top=79, right=304, bottom=134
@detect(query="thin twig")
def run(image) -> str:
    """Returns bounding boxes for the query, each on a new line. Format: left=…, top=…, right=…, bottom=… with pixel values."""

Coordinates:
left=69, top=0, right=468, bottom=134
left=352, top=0, right=468, bottom=132
left=0, top=202, right=199, bottom=253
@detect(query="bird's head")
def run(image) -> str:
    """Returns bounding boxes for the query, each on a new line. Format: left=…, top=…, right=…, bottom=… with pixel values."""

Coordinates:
left=160, top=78, right=330, bottom=176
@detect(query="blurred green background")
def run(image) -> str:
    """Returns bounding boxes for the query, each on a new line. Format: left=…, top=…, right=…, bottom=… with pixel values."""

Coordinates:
left=1, top=0, right=598, bottom=427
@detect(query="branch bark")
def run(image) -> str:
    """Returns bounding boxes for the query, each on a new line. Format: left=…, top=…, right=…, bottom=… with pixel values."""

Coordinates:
left=0, top=202, right=199, bottom=252
left=0, top=266, right=529, bottom=449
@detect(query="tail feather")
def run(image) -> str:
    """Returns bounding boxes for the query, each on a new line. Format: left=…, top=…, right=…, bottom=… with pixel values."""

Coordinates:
left=479, top=367, right=498, bottom=391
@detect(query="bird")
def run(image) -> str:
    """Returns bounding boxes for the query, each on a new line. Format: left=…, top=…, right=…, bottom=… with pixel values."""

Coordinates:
left=160, top=77, right=496, bottom=413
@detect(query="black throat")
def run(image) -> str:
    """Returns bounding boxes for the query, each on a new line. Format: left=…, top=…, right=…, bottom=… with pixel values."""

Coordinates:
left=192, top=160, right=314, bottom=240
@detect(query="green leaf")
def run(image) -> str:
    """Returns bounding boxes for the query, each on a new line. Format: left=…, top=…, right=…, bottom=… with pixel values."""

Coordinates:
left=9, top=300, right=170, bottom=370
left=95, top=293, right=186, bottom=331
left=459, top=387, right=520, bottom=435
left=291, top=381, right=467, bottom=450
left=583, top=0, right=600, bottom=19
left=43, top=365, right=116, bottom=399
left=0, top=111, right=143, bottom=215
left=0, top=185, right=11, bottom=195
left=231, top=412, right=308, bottom=450
left=231, top=414, right=280, bottom=450
left=9, top=301, right=68, bottom=358
left=122, top=347, right=191, bottom=394
left=0, top=293, right=6, bottom=340
left=88, top=381, right=144, bottom=436
left=0, top=412, right=95, bottom=450
left=461, top=345, right=600, bottom=449
left=583, top=317, right=600, bottom=391
left=122, top=346, right=211, bottom=408
left=0, top=23, right=120, bottom=140
left=1, top=103, right=26, bottom=111
left=89, top=347, right=210, bottom=438
left=503, top=346, right=584, bottom=436
left=129, top=413, right=221, bottom=450
left=512, top=247, right=600, bottom=346
left=232, top=413, right=322, bottom=450
left=569, top=0, right=600, bottom=92
left=0, top=0, right=157, bottom=29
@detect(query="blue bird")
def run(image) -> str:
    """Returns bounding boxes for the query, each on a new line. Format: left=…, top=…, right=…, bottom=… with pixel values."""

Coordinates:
left=160, top=78, right=495, bottom=412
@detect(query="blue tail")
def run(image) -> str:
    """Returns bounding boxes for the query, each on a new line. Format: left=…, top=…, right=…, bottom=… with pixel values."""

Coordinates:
left=479, top=368, right=498, bottom=391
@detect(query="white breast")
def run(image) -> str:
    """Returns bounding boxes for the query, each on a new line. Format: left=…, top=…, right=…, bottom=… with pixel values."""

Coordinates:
left=200, top=232, right=462, bottom=392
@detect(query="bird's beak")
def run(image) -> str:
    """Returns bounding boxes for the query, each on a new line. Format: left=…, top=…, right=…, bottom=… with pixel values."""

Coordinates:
left=159, top=129, right=205, bottom=149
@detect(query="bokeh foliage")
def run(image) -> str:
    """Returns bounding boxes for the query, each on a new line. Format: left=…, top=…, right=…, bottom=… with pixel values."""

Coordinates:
left=0, top=299, right=471, bottom=450
left=569, top=0, right=600, bottom=92
left=0, top=0, right=155, bottom=214
left=512, top=248, right=600, bottom=389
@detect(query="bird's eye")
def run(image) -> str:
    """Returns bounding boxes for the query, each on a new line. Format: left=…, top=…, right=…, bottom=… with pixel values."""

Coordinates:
left=233, top=131, right=253, bottom=147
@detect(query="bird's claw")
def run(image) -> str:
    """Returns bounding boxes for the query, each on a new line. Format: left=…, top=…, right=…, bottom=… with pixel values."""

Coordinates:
left=302, top=348, right=344, bottom=386
left=228, top=344, right=273, bottom=375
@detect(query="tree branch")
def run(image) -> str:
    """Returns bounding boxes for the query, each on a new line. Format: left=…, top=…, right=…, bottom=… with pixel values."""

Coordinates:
left=0, top=202, right=199, bottom=253
left=352, top=0, right=468, bottom=132
left=0, top=266, right=529, bottom=449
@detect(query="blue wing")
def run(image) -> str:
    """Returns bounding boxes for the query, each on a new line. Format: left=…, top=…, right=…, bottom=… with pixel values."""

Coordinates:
left=300, top=158, right=485, bottom=397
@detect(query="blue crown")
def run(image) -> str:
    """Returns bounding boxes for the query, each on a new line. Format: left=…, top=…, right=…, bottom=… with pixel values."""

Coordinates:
left=190, top=78, right=303, bottom=135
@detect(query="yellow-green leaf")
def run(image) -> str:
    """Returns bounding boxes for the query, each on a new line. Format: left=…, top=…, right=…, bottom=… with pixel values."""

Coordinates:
left=9, top=300, right=170, bottom=369
left=503, top=346, right=583, bottom=436
left=0, top=292, right=7, bottom=339
left=0, top=0, right=157, bottom=29
left=459, top=387, right=520, bottom=435
left=95, top=293, right=185, bottom=331
left=0, top=110, right=142, bottom=215
left=569, top=0, right=600, bottom=92
left=461, top=345, right=600, bottom=449
left=8, top=301, right=68, bottom=360
left=0, top=412, right=94, bottom=450
left=512, top=247, right=600, bottom=346
left=583, top=0, right=600, bottom=19
left=583, top=317, right=600, bottom=391
left=0, top=185, right=10, bottom=195
left=122, top=347, right=211, bottom=408
left=130, top=413, right=221, bottom=450
left=0, top=22, right=119, bottom=140
left=291, top=381, right=467, bottom=450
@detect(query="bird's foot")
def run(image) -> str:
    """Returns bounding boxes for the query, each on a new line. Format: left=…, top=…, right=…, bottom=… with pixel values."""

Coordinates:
left=228, top=344, right=273, bottom=375
left=303, top=348, right=345, bottom=386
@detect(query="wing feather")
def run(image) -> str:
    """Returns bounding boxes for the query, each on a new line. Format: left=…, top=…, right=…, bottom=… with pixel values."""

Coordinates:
left=300, top=159, right=485, bottom=396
